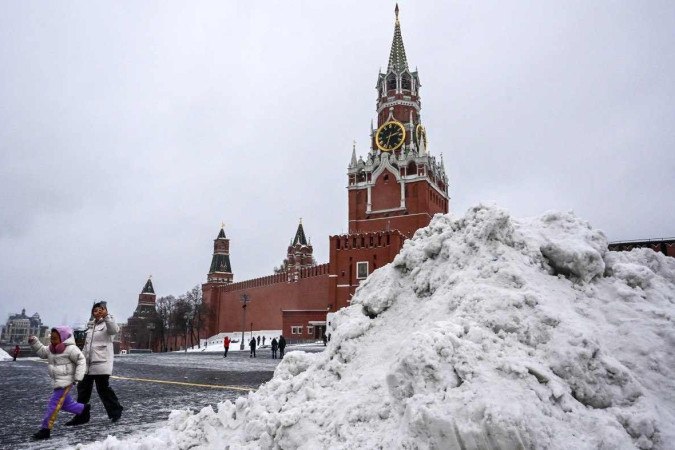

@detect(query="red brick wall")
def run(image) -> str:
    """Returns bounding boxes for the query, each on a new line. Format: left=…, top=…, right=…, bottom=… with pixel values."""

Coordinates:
left=371, top=170, right=401, bottom=211
left=282, top=310, right=327, bottom=341
left=203, top=269, right=334, bottom=336
left=349, top=175, right=448, bottom=238
left=329, top=231, right=405, bottom=310
left=608, top=240, right=675, bottom=258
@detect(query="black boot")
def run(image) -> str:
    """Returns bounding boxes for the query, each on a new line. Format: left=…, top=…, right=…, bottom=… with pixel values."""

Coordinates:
left=110, top=404, right=123, bottom=423
left=32, top=428, right=50, bottom=440
left=65, top=404, right=90, bottom=426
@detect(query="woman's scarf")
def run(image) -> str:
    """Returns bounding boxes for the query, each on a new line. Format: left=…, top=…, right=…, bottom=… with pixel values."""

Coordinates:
left=50, top=342, right=66, bottom=354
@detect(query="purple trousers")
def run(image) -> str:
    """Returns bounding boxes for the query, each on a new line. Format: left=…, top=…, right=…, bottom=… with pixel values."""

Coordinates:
left=42, top=385, right=85, bottom=429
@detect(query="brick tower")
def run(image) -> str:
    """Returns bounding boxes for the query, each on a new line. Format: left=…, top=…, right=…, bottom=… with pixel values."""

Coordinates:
left=122, top=277, right=158, bottom=351
left=207, top=226, right=233, bottom=284
left=286, top=220, right=315, bottom=282
left=201, top=5, right=450, bottom=339
left=348, top=4, right=449, bottom=237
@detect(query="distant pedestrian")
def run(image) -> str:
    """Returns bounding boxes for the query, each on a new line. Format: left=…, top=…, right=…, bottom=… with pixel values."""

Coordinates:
left=223, top=336, right=231, bottom=358
left=271, top=338, right=278, bottom=359
left=322, top=334, right=327, bottom=346
left=68, top=301, right=123, bottom=425
left=28, top=327, right=89, bottom=440
left=12, top=344, right=20, bottom=361
left=249, top=337, right=256, bottom=358
left=262, top=336, right=266, bottom=346
left=278, top=335, right=286, bottom=358
left=257, top=336, right=260, bottom=346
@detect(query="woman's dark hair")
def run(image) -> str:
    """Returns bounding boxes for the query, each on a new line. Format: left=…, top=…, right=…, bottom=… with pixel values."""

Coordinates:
left=91, top=301, right=107, bottom=313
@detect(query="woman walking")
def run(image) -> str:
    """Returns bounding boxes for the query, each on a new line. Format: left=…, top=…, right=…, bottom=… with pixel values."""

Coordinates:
left=66, top=301, right=124, bottom=425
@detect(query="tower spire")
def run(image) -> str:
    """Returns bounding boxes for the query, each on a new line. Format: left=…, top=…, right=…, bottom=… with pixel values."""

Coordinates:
left=350, top=140, right=357, bottom=166
left=141, top=276, right=154, bottom=294
left=388, top=4, right=408, bottom=73
left=293, top=219, right=308, bottom=246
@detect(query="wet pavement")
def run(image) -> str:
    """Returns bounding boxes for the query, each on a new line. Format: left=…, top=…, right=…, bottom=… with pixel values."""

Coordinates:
left=0, top=345, right=324, bottom=449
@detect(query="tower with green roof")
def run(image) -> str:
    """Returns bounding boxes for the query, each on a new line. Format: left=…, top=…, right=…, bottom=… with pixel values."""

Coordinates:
left=207, top=226, right=233, bottom=284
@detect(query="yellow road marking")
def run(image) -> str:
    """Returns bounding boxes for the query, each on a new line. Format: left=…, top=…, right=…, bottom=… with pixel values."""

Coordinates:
left=110, top=375, right=255, bottom=391
left=30, top=360, right=254, bottom=391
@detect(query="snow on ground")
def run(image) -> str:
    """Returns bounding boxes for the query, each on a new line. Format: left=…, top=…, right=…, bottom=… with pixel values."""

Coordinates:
left=0, top=348, right=12, bottom=361
left=187, top=331, right=284, bottom=353
left=75, top=205, right=675, bottom=450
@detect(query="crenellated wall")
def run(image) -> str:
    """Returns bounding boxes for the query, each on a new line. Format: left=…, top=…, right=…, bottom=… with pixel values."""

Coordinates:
left=329, top=230, right=405, bottom=310
left=609, top=239, right=675, bottom=257
left=203, top=264, right=334, bottom=336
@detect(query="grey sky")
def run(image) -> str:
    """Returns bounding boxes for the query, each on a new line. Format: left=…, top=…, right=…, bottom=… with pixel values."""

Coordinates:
left=1, top=1, right=674, bottom=328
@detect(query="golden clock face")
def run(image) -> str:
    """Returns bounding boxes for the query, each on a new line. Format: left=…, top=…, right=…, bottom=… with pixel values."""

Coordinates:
left=415, top=124, right=427, bottom=148
left=375, top=121, right=406, bottom=152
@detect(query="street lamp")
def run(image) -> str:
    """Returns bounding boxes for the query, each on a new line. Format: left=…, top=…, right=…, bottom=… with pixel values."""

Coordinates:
left=147, top=322, right=155, bottom=351
left=240, top=293, right=251, bottom=350
left=183, top=312, right=193, bottom=353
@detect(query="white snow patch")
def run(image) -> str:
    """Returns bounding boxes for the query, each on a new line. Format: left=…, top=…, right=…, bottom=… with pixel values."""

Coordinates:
left=0, top=348, right=12, bottom=361
left=74, top=205, right=675, bottom=450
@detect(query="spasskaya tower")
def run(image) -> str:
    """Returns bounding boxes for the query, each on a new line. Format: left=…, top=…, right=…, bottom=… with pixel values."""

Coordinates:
left=201, top=4, right=450, bottom=340
left=348, top=4, right=449, bottom=237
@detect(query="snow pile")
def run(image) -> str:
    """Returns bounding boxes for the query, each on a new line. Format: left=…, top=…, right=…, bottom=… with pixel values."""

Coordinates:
left=79, top=205, right=675, bottom=449
left=0, top=348, right=12, bottom=361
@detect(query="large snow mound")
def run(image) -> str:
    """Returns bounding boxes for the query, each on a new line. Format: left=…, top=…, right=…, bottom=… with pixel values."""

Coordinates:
left=79, top=205, right=675, bottom=450
left=0, top=348, right=12, bottom=361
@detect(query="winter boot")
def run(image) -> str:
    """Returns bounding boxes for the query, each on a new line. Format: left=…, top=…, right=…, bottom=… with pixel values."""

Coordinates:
left=32, top=428, right=50, bottom=440
left=65, top=403, right=90, bottom=426
left=110, top=405, right=123, bottom=423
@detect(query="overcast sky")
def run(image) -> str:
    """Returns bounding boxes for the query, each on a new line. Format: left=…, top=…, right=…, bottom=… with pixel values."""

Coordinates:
left=1, top=1, right=674, bottom=328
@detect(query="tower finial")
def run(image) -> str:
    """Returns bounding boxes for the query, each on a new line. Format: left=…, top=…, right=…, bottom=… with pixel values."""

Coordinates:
left=395, top=3, right=399, bottom=21
left=350, top=140, right=358, bottom=166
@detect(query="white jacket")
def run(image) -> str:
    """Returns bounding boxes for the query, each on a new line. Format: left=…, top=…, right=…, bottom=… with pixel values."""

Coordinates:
left=83, top=314, right=119, bottom=375
left=31, top=335, right=86, bottom=389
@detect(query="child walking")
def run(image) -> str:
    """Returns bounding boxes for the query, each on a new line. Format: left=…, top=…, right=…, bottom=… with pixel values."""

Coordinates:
left=29, top=327, right=89, bottom=440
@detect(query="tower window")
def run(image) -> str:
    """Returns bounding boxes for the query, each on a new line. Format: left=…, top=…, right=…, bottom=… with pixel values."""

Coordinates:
left=401, top=74, right=411, bottom=90
left=386, top=73, right=397, bottom=91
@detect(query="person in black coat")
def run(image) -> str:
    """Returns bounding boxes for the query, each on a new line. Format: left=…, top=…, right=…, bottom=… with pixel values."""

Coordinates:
left=249, top=337, right=256, bottom=358
left=271, top=338, right=278, bottom=359
left=278, top=335, right=286, bottom=358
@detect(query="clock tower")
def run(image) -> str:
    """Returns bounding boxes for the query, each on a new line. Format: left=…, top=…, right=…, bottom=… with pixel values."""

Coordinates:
left=348, top=4, right=449, bottom=238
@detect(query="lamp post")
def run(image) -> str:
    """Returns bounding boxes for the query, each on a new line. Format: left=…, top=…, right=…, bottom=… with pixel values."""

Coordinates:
left=240, top=293, right=250, bottom=350
left=147, top=322, right=155, bottom=351
left=183, top=312, right=193, bottom=353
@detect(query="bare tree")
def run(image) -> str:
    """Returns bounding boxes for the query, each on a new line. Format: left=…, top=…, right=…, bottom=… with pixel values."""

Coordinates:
left=155, top=295, right=176, bottom=352
left=185, top=285, right=207, bottom=348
